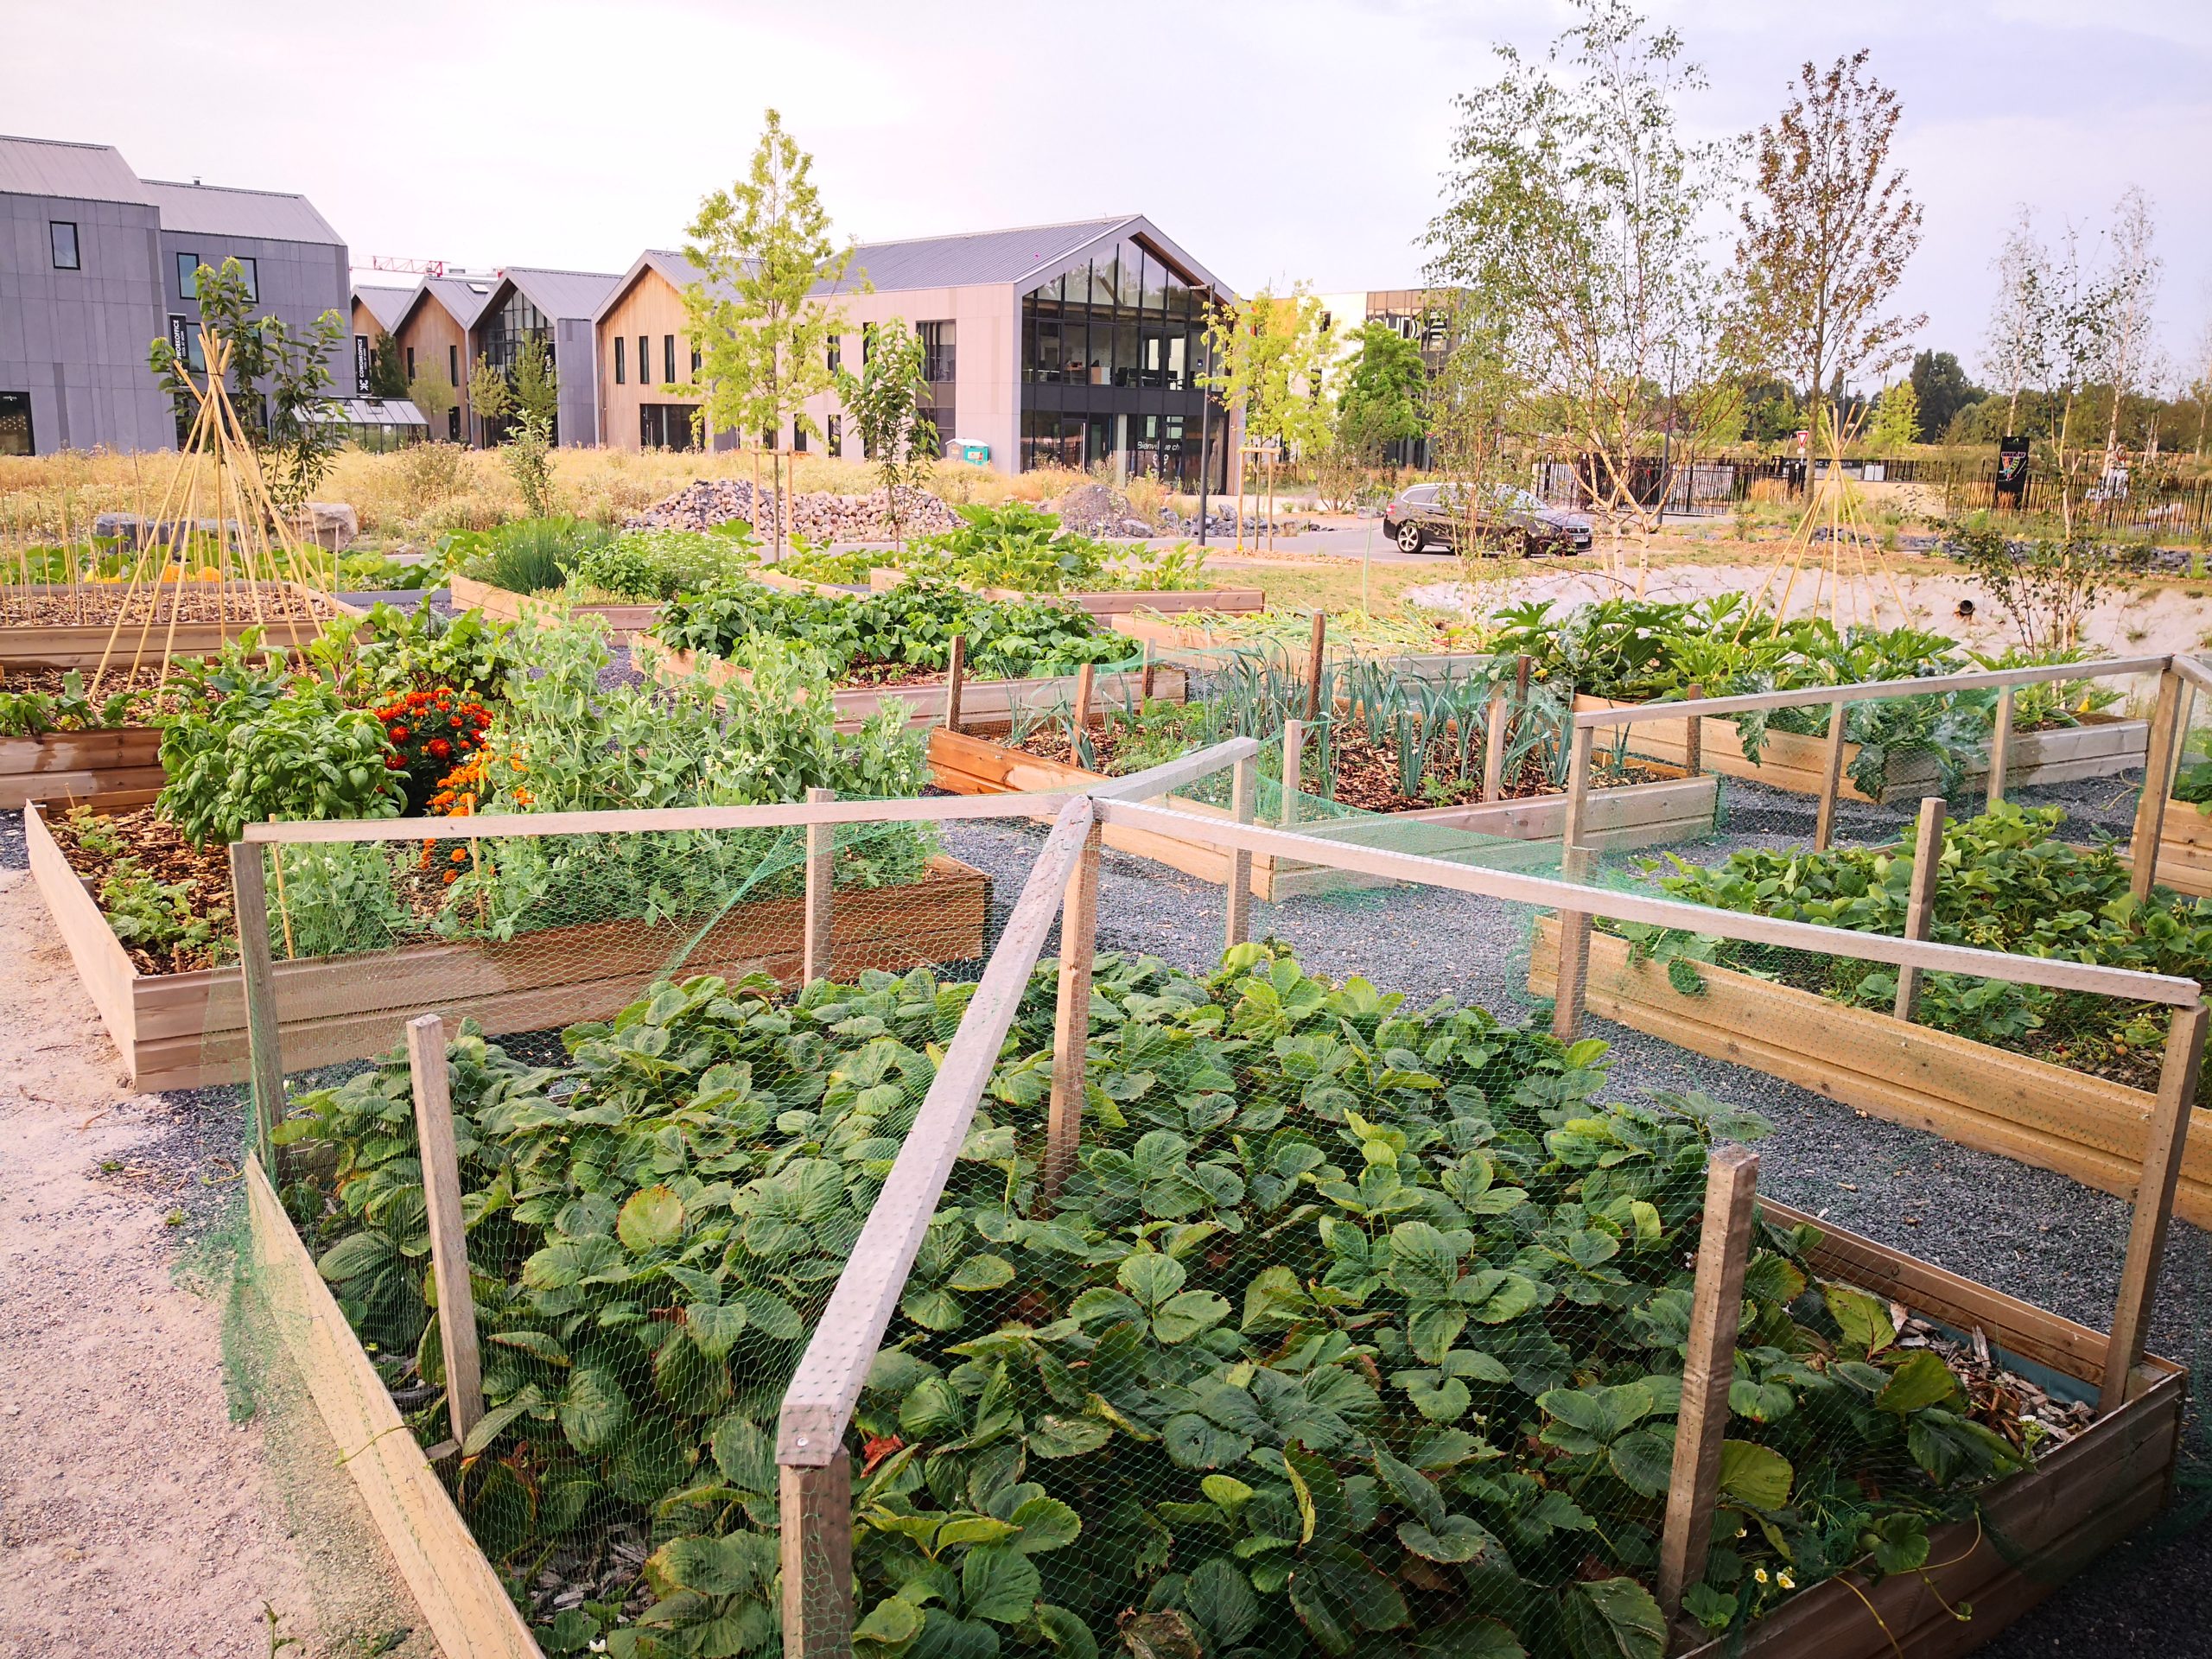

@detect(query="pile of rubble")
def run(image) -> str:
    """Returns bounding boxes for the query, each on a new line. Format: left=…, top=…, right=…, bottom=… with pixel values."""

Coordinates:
left=623, top=478, right=962, bottom=543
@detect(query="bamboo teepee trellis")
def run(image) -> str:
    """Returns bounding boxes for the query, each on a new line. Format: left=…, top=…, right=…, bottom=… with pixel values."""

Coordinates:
left=84, top=327, right=334, bottom=696
left=1734, top=404, right=1911, bottom=639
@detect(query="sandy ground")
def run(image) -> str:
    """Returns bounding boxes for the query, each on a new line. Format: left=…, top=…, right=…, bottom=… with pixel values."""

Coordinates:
left=0, top=868, right=437, bottom=1659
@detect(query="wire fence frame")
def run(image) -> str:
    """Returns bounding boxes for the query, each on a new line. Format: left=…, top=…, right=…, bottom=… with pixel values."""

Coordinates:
left=764, top=772, right=2210, bottom=1659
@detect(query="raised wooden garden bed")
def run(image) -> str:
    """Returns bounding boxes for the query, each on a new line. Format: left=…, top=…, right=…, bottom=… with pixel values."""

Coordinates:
left=823, top=564, right=1268, bottom=618
left=27, top=802, right=988, bottom=1092
left=2134, top=794, right=2212, bottom=899
left=1575, top=694, right=2150, bottom=804
left=0, top=724, right=164, bottom=811
left=638, top=640, right=1183, bottom=734
left=1, top=582, right=332, bottom=668
left=929, top=727, right=1719, bottom=899
left=243, top=1134, right=2184, bottom=1659
left=447, top=574, right=663, bottom=642
left=1528, top=917, right=2212, bottom=1227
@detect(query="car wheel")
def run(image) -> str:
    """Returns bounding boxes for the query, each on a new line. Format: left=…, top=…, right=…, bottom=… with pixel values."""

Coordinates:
left=1395, top=522, right=1427, bottom=553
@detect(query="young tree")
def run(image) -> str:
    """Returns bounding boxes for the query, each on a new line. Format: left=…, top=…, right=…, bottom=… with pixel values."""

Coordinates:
left=407, top=368, right=457, bottom=436
left=838, top=320, right=938, bottom=553
left=1336, top=321, right=1430, bottom=463
left=1734, top=51, right=1924, bottom=420
left=467, top=353, right=510, bottom=448
left=681, top=109, right=860, bottom=558
left=369, top=332, right=410, bottom=400
left=1425, top=0, right=1738, bottom=588
left=1981, top=209, right=2050, bottom=435
left=2096, top=186, right=2160, bottom=474
left=1202, top=284, right=1335, bottom=549
left=2190, top=313, right=2212, bottom=459
left=1866, top=378, right=1919, bottom=452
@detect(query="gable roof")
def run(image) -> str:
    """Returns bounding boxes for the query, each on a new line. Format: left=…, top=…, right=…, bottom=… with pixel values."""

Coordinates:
left=0, top=133, right=153, bottom=207
left=143, top=178, right=343, bottom=245
left=594, top=214, right=1234, bottom=322
left=398, top=273, right=501, bottom=334
left=352, top=283, right=416, bottom=332
left=500, top=265, right=622, bottom=321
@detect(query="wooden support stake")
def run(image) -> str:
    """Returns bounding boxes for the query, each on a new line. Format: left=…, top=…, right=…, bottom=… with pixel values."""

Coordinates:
left=1891, top=797, right=1947, bottom=1023
left=803, top=786, right=835, bottom=986
left=1813, top=699, right=1849, bottom=852
left=1683, top=683, right=1703, bottom=775
left=1513, top=652, right=1532, bottom=706
left=2101, top=1001, right=2209, bottom=1413
left=1224, top=752, right=1256, bottom=948
left=1069, top=661, right=1096, bottom=748
left=1304, top=611, right=1326, bottom=724
left=779, top=1451, right=854, bottom=1659
left=2130, top=667, right=2186, bottom=903
left=1140, top=640, right=1155, bottom=702
left=1656, top=1145, right=1761, bottom=1623
left=406, top=1014, right=483, bottom=1447
left=1042, top=825, right=1103, bottom=1205
left=228, top=841, right=286, bottom=1173
left=1986, top=685, right=2013, bottom=810
left=942, top=632, right=966, bottom=732
left=1281, top=718, right=1305, bottom=827
left=1559, top=725, right=1593, bottom=861
left=1482, top=686, right=1508, bottom=803
left=1550, top=843, right=1595, bottom=1041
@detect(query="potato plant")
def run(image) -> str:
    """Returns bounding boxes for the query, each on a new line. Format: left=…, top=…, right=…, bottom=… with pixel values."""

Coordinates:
left=283, top=947, right=2026, bottom=1659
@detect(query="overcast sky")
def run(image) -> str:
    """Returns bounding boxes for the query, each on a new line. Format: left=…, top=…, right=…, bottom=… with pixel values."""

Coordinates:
left=10, top=0, right=2209, bottom=391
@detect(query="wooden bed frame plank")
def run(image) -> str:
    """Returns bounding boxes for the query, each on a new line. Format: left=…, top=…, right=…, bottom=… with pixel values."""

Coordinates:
left=1531, top=919, right=2212, bottom=1227
left=245, top=1158, right=543, bottom=1659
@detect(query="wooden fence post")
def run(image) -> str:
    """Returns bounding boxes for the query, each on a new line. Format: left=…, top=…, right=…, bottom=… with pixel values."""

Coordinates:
left=1813, top=699, right=1849, bottom=852
left=943, top=632, right=966, bottom=732
left=1069, top=661, right=1096, bottom=749
left=1891, top=797, right=1947, bottom=1022
left=1281, top=718, right=1305, bottom=828
left=780, top=1451, right=854, bottom=1659
left=228, top=841, right=286, bottom=1173
left=1224, top=752, right=1256, bottom=949
left=1483, top=685, right=1509, bottom=803
left=803, top=786, right=835, bottom=986
left=1550, top=844, right=1595, bottom=1041
left=1304, top=611, right=1326, bottom=724
left=2130, top=667, right=2186, bottom=902
left=406, top=1013, right=483, bottom=1449
left=1042, top=825, right=1103, bottom=1205
left=1986, top=685, right=2013, bottom=810
left=2101, top=1001, right=2209, bottom=1412
left=1560, top=724, right=1594, bottom=862
left=1656, top=1144, right=1762, bottom=1623
left=1683, top=683, right=1703, bottom=776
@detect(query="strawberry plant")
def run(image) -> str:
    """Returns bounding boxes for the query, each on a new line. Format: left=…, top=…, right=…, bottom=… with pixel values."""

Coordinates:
left=282, top=946, right=2033, bottom=1659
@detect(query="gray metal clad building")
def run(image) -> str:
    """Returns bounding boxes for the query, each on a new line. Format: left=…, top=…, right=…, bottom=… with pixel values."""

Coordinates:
left=0, top=134, right=349, bottom=455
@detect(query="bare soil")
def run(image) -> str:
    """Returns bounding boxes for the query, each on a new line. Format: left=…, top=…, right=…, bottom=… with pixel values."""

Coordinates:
left=0, top=868, right=438, bottom=1657
left=43, top=806, right=233, bottom=975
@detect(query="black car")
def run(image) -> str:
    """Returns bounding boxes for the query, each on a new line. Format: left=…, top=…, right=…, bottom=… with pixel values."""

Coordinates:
left=1381, top=483, right=1592, bottom=556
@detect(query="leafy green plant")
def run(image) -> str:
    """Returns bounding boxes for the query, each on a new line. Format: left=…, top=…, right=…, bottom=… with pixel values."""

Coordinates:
left=283, top=947, right=2029, bottom=1659
left=99, top=860, right=228, bottom=968
left=454, top=518, right=614, bottom=595
left=569, top=526, right=760, bottom=602
left=0, top=670, right=153, bottom=736
left=1643, top=804, right=2210, bottom=1094
left=155, top=639, right=405, bottom=847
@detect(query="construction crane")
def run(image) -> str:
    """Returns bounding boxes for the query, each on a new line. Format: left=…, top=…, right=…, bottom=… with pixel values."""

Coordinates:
left=367, top=254, right=448, bottom=277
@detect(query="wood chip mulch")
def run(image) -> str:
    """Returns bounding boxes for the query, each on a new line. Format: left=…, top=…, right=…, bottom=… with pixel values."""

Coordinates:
left=42, top=806, right=232, bottom=974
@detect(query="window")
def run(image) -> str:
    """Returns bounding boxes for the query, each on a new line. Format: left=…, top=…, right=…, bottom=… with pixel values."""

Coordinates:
left=826, top=335, right=842, bottom=374
left=448, top=407, right=461, bottom=442
left=234, top=257, right=257, bottom=302
left=691, top=343, right=702, bottom=375
left=0, top=391, right=32, bottom=457
left=664, top=335, right=676, bottom=385
left=919, top=321, right=956, bottom=385
left=613, top=336, right=626, bottom=385
left=448, top=344, right=459, bottom=385
left=792, top=420, right=807, bottom=454
left=639, top=404, right=699, bottom=452
left=639, top=335, right=650, bottom=388
left=406, top=346, right=416, bottom=380
left=176, top=252, right=200, bottom=298
left=828, top=414, right=842, bottom=458
left=49, top=221, right=79, bottom=270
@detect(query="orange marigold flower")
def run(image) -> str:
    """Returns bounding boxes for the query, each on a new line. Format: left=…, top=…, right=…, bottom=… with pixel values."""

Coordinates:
left=442, top=869, right=458, bottom=884
left=449, top=848, right=467, bottom=863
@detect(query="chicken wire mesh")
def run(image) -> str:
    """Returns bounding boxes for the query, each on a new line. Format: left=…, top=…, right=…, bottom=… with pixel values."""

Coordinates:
left=767, top=804, right=2207, bottom=1659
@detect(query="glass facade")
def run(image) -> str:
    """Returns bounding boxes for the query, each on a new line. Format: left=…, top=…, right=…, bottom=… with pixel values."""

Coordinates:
left=484, top=290, right=556, bottom=442
left=1018, top=237, right=1223, bottom=489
